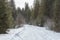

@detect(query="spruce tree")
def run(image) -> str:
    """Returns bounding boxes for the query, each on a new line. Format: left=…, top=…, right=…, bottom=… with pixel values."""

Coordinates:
left=0, top=0, right=13, bottom=33
left=44, top=0, right=55, bottom=18
left=33, top=0, right=40, bottom=19
left=10, top=0, right=16, bottom=20
left=21, top=8, right=25, bottom=16
left=30, top=0, right=40, bottom=25
left=38, top=0, right=54, bottom=27
left=25, top=3, right=31, bottom=23
left=53, top=0, right=60, bottom=32
left=0, top=0, right=8, bottom=33
left=36, top=0, right=46, bottom=26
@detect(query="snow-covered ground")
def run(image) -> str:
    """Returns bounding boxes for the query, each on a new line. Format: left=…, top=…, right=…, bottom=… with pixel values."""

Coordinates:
left=0, top=24, right=60, bottom=40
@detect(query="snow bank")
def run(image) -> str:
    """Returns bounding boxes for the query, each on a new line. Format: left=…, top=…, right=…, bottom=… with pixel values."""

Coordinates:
left=0, top=24, right=60, bottom=40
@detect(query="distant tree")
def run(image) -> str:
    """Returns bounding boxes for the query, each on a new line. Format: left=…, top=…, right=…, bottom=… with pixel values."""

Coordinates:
left=30, top=0, right=41, bottom=25
left=34, top=0, right=46, bottom=27
left=21, top=8, right=25, bottom=16
left=33, top=0, right=40, bottom=19
left=25, top=3, right=31, bottom=23
left=25, top=3, right=29, bottom=18
left=10, top=0, right=16, bottom=20
left=16, top=7, right=22, bottom=14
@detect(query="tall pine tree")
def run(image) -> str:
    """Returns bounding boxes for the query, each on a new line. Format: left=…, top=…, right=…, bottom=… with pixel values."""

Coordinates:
left=10, top=0, right=16, bottom=20
left=25, top=3, right=31, bottom=23
left=53, top=0, right=60, bottom=32
left=0, top=0, right=13, bottom=33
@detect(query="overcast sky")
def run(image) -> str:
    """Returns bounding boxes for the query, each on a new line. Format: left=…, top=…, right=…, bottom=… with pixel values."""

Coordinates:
left=14, top=0, right=34, bottom=9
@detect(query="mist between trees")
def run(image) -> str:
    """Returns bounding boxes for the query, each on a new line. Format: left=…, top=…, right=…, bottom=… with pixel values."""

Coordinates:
left=0, top=0, right=60, bottom=34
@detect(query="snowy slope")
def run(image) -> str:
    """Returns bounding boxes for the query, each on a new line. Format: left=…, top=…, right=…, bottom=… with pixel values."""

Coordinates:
left=0, top=24, right=60, bottom=40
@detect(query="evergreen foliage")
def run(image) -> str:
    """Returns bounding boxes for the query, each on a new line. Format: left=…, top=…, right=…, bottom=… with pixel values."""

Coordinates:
left=25, top=3, right=31, bottom=23
left=53, top=0, right=60, bottom=32
left=10, top=0, right=16, bottom=20
left=0, top=0, right=13, bottom=33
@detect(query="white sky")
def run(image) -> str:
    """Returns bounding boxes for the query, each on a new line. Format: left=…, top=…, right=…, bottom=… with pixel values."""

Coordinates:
left=14, top=0, right=34, bottom=9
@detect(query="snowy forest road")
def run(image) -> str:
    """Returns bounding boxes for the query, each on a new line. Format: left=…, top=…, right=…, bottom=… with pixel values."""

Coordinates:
left=0, top=24, right=60, bottom=40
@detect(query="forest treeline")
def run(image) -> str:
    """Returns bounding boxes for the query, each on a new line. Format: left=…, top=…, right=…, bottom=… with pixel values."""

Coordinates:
left=0, top=0, right=60, bottom=33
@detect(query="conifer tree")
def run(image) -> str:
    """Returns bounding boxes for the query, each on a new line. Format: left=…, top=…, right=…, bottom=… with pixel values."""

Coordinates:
left=38, top=0, right=54, bottom=27
left=33, top=0, right=40, bottom=19
left=53, top=0, right=60, bottom=32
left=0, top=0, right=8, bottom=33
left=21, top=8, right=25, bottom=16
left=25, top=3, right=31, bottom=23
left=35, top=0, right=46, bottom=26
left=0, top=0, right=13, bottom=33
left=10, top=0, right=16, bottom=20
left=30, top=0, right=41, bottom=25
